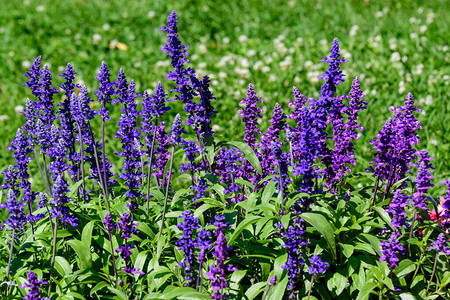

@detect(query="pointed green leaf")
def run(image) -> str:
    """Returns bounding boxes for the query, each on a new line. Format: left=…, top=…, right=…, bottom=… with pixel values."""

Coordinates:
left=229, top=141, right=262, bottom=175
left=301, top=212, right=336, bottom=259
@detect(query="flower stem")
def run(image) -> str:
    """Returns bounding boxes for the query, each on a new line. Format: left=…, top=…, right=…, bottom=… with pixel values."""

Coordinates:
left=48, top=217, right=58, bottom=295
left=77, top=127, right=87, bottom=203
left=307, top=274, right=316, bottom=300
left=42, top=154, right=52, bottom=193
left=158, top=145, right=175, bottom=244
left=34, top=148, right=50, bottom=195
left=101, top=118, right=110, bottom=202
left=6, top=228, right=15, bottom=281
left=408, top=211, right=418, bottom=256
left=146, top=117, right=158, bottom=216
left=370, top=177, right=380, bottom=211
left=426, top=253, right=439, bottom=293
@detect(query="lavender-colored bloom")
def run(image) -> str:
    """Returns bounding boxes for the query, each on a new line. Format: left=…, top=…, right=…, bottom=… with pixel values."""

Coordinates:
left=198, top=227, right=212, bottom=263
left=429, top=233, right=450, bottom=254
left=176, top=210, right=200, bottom=286
left=282, top=216, right=309, bottom=297
left=1, top=165, right=18, bottom=195
left=170, top=114, right=185, bottom=145
left=258, top=103, right=286, bottom=179
left=22, top=98, right=39, bottom=145
left=23, top=56, right=42, bottom=98
left=116, top=212, right=143, bottom=275
left=143, top=81, right=170, bottom=121
left=387, top=189, right=410, bottom=229
left=412, top=150, right=434, bottom=210
left=95, top=61, right=115, bottom=120
left=308, top=255, right=330, bottom=275
left=113, top=68, right=128, bottom=105
left=238, top=84, right=263, bottom=151
left=47, top=137, right=69, bottom=180
left=379, top=230, right=404, bottom=268
left=20, top=270, right=48, bottom=300
left=441, top=180, right=450, bottom=219
left=8, top=129, right=35, bottom=205
left=38, top=65, right=59, bottom=126
left=59, top=63, right=79, bottom=100
left=154, top=122, right=170, bottom=186
left=36, top=192, right=47, bottom=209
left=117, top=212, right=139, bottom=240
left=50, top=175, right=77, bottom=227
left=179, top=140, right=199, bottom=174
left=271, top=142, right=291, bottom=199
left=368, top=118, right=396, bottom=181
left=216, top=147, right=243, bottom=200
left=103, top=212, right=116, bottom=232
left=115, top=79, right=143, bottom=205
left=35, top=119, right=51, bottom=154
left=269, top=275, right=277, bottom=286
left=0, top=189, right=27, bottom=232
left=197, top=75, right=217, bottom=139
left=191, top=178, right=208, bottom=204
left=287, top=87, right=308, bottom=159
left=293, top=106, right=320, bottom=194
left=207, top=215, right=237, bottom=299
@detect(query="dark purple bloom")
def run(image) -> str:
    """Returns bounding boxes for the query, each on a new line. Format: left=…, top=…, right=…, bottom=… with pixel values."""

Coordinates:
left=429, top=233, right=450, bottom=254
left=197, top=75, right=217, bottom=139
left=272, top=142, right=291, bottom=199
left=176, top=210, right=200, bottom=286
left=379, top=230, right=404, bottom=268
left=50, top=175, right=77, bottom=227
left=368, top=118, right=396, bottom=181
left=281, top=216, right=309, bottom=296
left=38, top=65, right=59, bottom=127
left=116, top=212, right=143, bottom=275
left=36, top=192, right=47, bottom=209
left=47, top=136, right=70, bottom=180
left=191, top=178, right=208, bottom=204
left=207, top=215, right=237, bottom=299
left=0, top=189, right=27, bottom=232
left=308, top=255, right=329, bottom=275
left=293, top=106, right=320, bottom=194
left=269, top=275, right=277, bottom=286
left=143, top=81, right=170, bottom=121
left=412, top=150, right=434, bottom=210
left=23, top=56, right=42, bottom=98
left=238, top=84, right=263, bottom=151
left=95, top=61, right=115, bottom=120
left=115, top=78, right=143, bottom=205
left=198, top=227, right=212, bottom=263
left=179, top=140, right=200, bottom=174
left=20, top=270, right=48, bottom=300
left=258, top=103, right=286, bottom=180
left=103, top=212, right=116, bottom=232
left=170, top=114, right=185, bottom=145
left=154, top=122, right=170, bottom=187
left=22, top=98, right=39, bottom=145
left=113, top=68, right=128, bottom=105
left=441, top=180, right=450, bottom=219
left=1, top=165, right=18, bottom=195
left=287, top=86, right=308, bottom=160
left=386, top=189, right=410, bottom=229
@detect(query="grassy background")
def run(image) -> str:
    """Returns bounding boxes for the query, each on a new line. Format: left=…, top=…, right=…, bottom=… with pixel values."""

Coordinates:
left=0, top=0, right=448, bottom=188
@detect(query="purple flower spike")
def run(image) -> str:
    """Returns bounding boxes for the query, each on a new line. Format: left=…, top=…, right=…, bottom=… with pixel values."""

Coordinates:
left=441, top=180, right=450, bottom=219
left=20, top=270, right=48, bottom=300
left=1, top=165, right=18, bottom=194
left=95, top=61, right=115, bottom=120
left=387, top=189, right=410, bottom=229
left=207, top=216, right=237, bottom=300
left=0, top=189, right=27, bottom=232
left=170, top=114, right=185, bottom=145
left=116, top=212, right=142, bottom=277
left=38, top=65, right=59, bottom=126
left=318, top=38, right=348, bottom=100
left=176, top=210, right=200, bottom=286
left=429, top=233, right=450, bottom=254
left=154, top=122, right=170, bottom=186
left=103, top=212, right=116, bottom=232
left=23, top=56, right=42, bottom=98
left=379, top=230, right=404, bottom=269
left=50, top=175, right=78, bottom=227
left=238, top=84, right=263, bottom=151
left=308, top=255, right=330, bottom=275
left=412, top=150, right=434, bottom=210
left=198, top=227, right=212, bottom=263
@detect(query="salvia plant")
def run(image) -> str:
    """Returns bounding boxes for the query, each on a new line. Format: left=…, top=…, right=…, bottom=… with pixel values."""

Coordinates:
left=0, top=10, right=449, bottom=300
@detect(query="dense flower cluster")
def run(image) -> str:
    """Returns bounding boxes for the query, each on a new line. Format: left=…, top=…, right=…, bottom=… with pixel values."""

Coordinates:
left=116, top=212, right=143, bottom=275
left=20, top=270, right=49, bottom=300
left=379, top=231, right=404, bottom=269
left=308, top=255, right=330, bottom=275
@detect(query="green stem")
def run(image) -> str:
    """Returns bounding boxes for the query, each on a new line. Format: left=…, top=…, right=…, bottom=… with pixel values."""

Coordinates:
left=426, top=253, right=439, bottom=294
left=158, top=145, right=175, bottom=244
left=6, top=228, right=15, bottom=281
left=34, top=148, right=50, bottom=195
left=48, top=217, right=58, bottom=295
left=307, top=274, right=316, bottom=300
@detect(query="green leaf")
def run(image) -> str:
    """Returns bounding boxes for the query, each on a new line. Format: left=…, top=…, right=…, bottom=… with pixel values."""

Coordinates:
left=327, top=272, right=348, bottom=296
left=356, top=281, right=378, bottom=300
left=81, top=220, right=95, bottom=249
left=359, top=233, right=381, bottom=254
left=54, top=256, right=72, bottom=277
left=339, top=243, right=354, bottom=258
left=171, top=188, right=188, bottom=207
left=228, top=215, right=260, bottom=245
left=267, top=276, right=288, bottom=300
left=373, top=207, right=394, bottom=230
left=244, top=282, right=266, bottom=300
left=90, top=281, right=109, bottom=296
left=229, top=141, right=262, bottom=175
left=261, top=181, right=276, bottom=204
left=394, top=259, right=416, bottom=278
left=301, top=212, right=336, bottom=259
left=66, top=239, right=92, bottom=269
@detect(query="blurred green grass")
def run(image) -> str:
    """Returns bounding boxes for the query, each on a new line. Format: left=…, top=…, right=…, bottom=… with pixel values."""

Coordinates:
left=0, top=0, right=448, bottom=187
